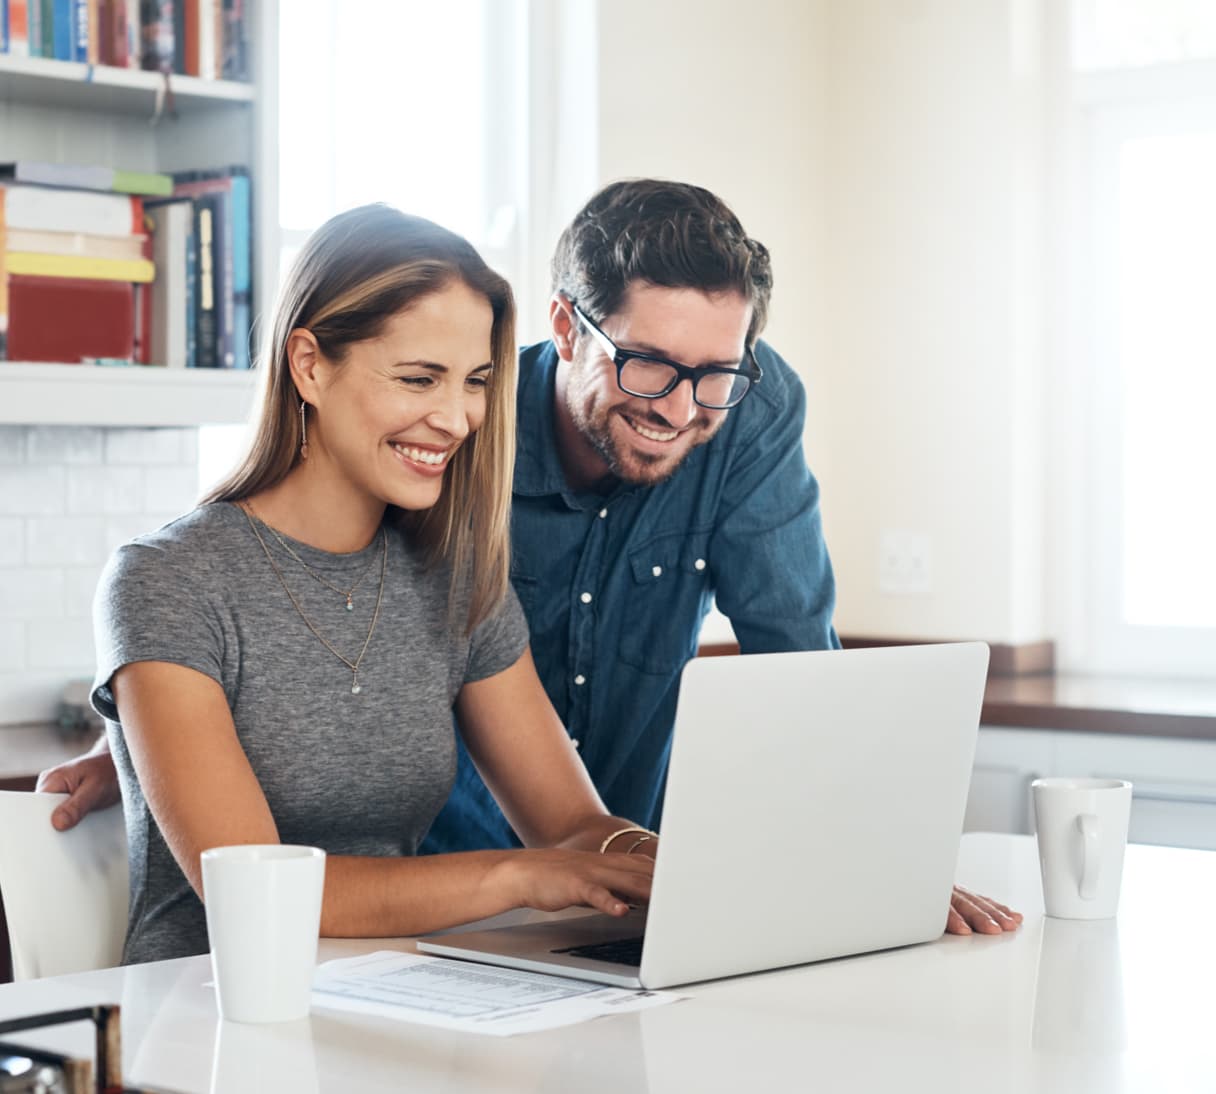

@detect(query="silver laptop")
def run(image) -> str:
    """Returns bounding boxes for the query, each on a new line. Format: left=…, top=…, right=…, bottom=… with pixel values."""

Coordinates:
left=418, top=642, right=988, bottom=989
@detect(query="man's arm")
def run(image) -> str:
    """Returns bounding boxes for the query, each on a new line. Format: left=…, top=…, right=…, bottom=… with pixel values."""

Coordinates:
left=36, top=733, right=121, bottom=830
left=708, top=344, right=839, bottom=654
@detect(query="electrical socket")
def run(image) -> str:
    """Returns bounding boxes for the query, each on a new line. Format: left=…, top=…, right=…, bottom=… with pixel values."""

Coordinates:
left=878, top=529, right=933, bottom=595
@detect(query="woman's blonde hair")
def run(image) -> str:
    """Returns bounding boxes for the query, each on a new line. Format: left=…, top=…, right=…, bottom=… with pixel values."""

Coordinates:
left=203, top=204, right=517, bottom=633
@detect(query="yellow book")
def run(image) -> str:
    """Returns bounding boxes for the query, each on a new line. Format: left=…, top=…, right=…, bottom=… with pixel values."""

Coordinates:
left=5, top=252, right=155, bottom=284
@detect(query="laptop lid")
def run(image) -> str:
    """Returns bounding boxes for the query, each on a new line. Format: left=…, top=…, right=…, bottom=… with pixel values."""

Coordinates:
left=418, top=642, right=988, bottom=989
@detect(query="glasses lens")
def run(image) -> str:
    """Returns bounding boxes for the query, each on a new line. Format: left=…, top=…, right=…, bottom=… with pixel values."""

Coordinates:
left=619, top=358, right=680, bottom=397
left=694, top=370, right=751, bottom=409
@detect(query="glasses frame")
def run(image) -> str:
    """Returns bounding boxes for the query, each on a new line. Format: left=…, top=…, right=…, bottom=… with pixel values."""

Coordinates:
left=572, top=304, right=762, bottom=410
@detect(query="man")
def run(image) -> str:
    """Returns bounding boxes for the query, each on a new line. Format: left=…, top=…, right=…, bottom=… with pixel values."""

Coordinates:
left=41, top=180, right=1018, bottom=935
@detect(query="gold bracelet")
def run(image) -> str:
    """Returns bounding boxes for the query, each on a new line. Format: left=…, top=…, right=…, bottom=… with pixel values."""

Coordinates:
left=624, top=834, right=655, bottom=855
left=598, top=825, right=657, bottom=854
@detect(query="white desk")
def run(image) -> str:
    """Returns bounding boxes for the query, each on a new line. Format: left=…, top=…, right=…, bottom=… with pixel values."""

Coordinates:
left=1, top=833, right=1212, bottom=1093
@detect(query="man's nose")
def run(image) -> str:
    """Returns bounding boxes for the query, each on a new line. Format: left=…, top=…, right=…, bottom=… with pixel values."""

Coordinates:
left=649, top=378, right=698, bottom=429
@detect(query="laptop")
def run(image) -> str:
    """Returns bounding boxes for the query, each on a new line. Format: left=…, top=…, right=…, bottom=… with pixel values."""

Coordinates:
left=418, top=642, right=989, bottom=989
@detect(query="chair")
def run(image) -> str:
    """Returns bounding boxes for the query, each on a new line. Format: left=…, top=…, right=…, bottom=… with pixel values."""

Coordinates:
left=0, top=790, right=128, bottom=980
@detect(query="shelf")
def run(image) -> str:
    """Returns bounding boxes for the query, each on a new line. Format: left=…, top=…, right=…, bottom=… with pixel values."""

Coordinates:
left=0, top=54, right=254, bottom=117
left=0, top=362, right=257, bottom=427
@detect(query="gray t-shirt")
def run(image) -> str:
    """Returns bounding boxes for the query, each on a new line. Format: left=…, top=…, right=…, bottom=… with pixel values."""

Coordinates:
left=90, top=502, right=528, bottom=964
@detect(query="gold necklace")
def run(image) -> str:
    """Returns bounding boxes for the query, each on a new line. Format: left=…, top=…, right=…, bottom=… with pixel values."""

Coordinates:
left=240, top=504, right=387, bottom=695
left=246, top=503, right=379, bottom=611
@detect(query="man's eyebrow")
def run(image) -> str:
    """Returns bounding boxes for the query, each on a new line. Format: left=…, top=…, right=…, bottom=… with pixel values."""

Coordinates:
left=624, top=341, right=743, bottom=368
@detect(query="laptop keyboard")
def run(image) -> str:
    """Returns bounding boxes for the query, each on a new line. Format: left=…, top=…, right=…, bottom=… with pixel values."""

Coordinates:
left=553, top=935, right=644, bottom=966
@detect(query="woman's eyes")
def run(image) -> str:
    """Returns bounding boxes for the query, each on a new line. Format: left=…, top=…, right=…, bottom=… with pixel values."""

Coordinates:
left=396, top=374, right=490, bottom=390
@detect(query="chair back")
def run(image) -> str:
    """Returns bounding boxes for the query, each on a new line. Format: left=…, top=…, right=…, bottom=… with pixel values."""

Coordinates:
left=0, top=790, right=128, bottom=980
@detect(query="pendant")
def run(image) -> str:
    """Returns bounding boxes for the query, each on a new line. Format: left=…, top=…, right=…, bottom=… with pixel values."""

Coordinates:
left=345, top=596, right=354, bottom=611
left=351, top=682, right=362, bottom=695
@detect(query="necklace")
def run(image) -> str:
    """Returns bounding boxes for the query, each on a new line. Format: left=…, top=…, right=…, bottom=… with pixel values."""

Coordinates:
left=240, top=504, right=388, bottom=695
left=246, top=503, right=379, bottom=611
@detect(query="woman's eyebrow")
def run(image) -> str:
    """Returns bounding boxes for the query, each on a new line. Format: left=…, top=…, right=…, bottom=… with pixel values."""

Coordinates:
left=392, top=360, right=494, bottom=372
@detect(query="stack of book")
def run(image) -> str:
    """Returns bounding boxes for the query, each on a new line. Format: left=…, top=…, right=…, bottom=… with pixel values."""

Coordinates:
left=0, top=160, right=252, bottom=369
left=0, top=0, right=250, bottom=80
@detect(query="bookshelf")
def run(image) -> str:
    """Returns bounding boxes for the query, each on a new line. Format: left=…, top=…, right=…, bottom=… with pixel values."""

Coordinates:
left=0, top=1, right=280, bottom=428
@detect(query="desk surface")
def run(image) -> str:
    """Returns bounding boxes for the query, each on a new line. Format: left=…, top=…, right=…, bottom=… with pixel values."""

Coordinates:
left=0, top=833, right=1212, bottom=1094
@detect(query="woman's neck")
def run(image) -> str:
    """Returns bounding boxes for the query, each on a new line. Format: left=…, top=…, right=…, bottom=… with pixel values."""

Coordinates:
left=244, top=464, right=386, bottom=553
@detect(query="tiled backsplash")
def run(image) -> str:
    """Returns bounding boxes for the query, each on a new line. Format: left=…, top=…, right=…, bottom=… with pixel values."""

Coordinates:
left=0, top=425, right=201, bottom=725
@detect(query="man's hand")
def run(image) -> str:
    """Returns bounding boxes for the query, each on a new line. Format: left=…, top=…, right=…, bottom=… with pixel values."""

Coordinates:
left=946, top=885, right=1023, bottom=935
left=35, top=747, right=121, bottom=831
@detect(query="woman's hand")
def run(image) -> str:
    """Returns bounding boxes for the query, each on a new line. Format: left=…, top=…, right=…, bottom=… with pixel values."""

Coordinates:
left=946, top=885, right=1023, bottom=935
left=36, top=746, right=121, bottom=831
left=498, top=848, right=655, bottom=918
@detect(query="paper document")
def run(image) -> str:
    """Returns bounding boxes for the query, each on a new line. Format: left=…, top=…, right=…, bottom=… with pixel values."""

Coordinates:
left=311, top=951, right=683, bottom=1036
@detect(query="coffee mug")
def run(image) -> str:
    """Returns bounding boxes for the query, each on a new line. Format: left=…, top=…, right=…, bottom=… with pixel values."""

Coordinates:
left=201, top=845, right=326, bottom=1023
left=1031, top=778, right=1132, bottom=919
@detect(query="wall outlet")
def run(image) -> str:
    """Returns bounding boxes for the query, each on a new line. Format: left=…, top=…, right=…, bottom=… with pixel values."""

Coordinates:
left=878, top=529, right=933, bottom=595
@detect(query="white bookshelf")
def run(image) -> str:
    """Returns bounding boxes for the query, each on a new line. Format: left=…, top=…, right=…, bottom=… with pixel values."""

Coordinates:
left=0, top=1, right=280, bottom=428
left=0, top=363, right=257, bottom=426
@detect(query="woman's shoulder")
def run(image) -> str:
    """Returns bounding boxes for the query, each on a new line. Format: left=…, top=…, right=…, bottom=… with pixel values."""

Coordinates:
left=105, top=503, right=247, bottom=584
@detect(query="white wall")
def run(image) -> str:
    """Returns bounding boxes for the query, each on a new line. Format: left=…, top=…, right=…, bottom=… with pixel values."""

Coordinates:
left=595, top=0, right=829, bottom=392
left=0, top=427, right=200, bottom=724
left=819, top=0, right=1048, bottom=644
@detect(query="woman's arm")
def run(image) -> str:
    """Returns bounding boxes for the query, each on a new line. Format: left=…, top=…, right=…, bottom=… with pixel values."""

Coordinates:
left=113, top=659, right=653, bottom=938
left=454, top=646, right=657, bottom=857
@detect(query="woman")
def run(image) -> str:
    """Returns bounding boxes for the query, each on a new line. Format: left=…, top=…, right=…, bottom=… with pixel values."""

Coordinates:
left=90, top=205, right=655, bottom=963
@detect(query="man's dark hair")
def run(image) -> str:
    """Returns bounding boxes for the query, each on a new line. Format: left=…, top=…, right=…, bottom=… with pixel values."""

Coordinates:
left=551, top=179, right=773, bottom=344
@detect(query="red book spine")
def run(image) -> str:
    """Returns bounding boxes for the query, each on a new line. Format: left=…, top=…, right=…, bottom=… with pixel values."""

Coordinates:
left=7, top=275, right=135, bottom=363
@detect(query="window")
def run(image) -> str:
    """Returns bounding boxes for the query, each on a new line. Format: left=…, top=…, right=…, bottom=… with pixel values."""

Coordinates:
left=1065, top=1, right=1216, bottom=677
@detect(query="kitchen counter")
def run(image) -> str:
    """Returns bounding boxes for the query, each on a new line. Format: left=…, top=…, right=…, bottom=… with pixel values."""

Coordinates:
left=0, top=723, right=101, bottom=785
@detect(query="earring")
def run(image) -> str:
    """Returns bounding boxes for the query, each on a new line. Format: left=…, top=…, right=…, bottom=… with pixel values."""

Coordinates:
left=299, top=399, right=309, bottom=461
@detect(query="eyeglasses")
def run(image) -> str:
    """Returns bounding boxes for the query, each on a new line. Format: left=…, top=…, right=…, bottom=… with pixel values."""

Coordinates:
left=572, top=304, right=762, bottom=410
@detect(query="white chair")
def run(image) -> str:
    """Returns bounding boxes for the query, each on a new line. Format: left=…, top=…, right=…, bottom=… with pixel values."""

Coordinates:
left=0, top=790, right=128, bottom=980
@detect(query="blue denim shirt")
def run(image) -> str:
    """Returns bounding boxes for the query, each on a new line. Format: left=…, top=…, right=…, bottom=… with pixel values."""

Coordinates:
left=421, top=339, right=839, bottom=852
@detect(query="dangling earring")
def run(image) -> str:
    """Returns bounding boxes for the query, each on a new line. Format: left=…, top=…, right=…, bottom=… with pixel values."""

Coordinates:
left=299, top=399, right=310, bottom=461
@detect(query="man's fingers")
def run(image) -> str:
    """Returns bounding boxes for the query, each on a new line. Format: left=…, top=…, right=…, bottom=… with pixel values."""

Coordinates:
left=951, top=888, right=1003, bottom=934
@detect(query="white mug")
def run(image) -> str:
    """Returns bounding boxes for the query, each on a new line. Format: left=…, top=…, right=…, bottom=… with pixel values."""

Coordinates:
left=201, top=845, right=326, bottom=1023
left=1031, top=778, right=1132, bottom=919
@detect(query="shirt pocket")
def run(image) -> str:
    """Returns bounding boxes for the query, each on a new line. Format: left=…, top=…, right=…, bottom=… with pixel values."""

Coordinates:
left=619, top=532, right=712, bottom=674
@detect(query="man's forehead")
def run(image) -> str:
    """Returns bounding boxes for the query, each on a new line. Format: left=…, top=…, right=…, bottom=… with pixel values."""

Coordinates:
left=606, top=283, right=752, bottom=359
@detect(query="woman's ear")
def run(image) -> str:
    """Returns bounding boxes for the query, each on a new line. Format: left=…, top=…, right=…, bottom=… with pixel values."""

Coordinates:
left=548, top=293, right=578, bottom=362
left=286, top=328, right=324, bottom=403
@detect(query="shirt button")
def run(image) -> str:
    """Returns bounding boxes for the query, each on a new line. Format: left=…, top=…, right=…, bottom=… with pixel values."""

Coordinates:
left=652, top=565, right=663, bottom=578
left=694, top=558, right=706, bottom=571
left=598, top=508, right=608, bottom=519
left=580, top=591, right=593, bottom=604
left=574, top=674, right=586, bottom=686
left=571, top=738, right=580, bottom=749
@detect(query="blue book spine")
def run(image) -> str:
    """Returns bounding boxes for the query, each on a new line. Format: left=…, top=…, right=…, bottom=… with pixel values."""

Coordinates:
left=52, top=0, right=70, bottom=58
left=230, top=174, right=251, bottom=369
left=71, top=0, right=86, bottom=60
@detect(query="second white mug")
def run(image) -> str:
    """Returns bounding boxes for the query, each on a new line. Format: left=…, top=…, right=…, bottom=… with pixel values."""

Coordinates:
left=1031, top=778, right=1132, bottom=920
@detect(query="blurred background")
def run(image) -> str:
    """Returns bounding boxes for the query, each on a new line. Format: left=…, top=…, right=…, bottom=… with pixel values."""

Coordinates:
left=2, top=0, right=1216, bottom=728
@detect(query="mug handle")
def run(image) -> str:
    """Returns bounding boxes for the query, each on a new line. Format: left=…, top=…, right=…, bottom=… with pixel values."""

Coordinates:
left=1078, top=813, right=1101, bottom=899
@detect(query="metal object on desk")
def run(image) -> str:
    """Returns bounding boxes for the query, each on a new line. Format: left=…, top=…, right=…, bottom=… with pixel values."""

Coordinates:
left=0, top=1006, right=122, bottom=1094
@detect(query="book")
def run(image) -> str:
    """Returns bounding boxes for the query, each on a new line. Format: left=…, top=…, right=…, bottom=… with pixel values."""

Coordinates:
left=181, top=0, right=198, bottom=74
left=27, top=0, right=41, bottom=56
left=71, top=0, right=89, bottom=60
left=174, top=169, right=250, bottom=368
left=4, top=227, right=148, bottom=261
left=146, top=200, right=193, bottom=367
left=1, top=1, right=8, bottom=52
left=5, top=251, right=154, bottom=282
left=52, top=0, right=71, bottom=59
left=0, top=163, right=172, bottom=197
left=6, top=1, right=30, bottom=56
left=1, top=184, right=143, bottom=237
left=194, top=198, right=216, bottom=367
left=4, top=274, right=135, bottom=363
left=139, top=0, right=171, bottom=71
